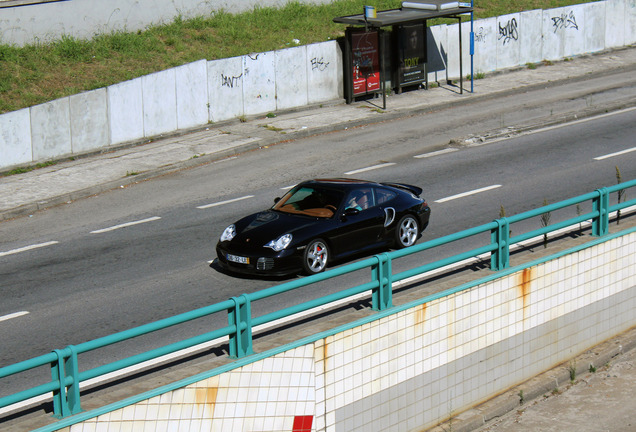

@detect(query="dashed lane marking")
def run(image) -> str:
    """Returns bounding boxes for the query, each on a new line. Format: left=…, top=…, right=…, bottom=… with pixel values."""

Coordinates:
left=90, top=216, right=162, bottom=234
left=345, top=162, right=396, bottom=175
left=0, top=241, right=59, bottom=257
left=0, top=311, right=29, bottom=323
left=434, top=185, right=502, bottom=203
left=197, top=195, right=254, bottom=209
left=414, top=148, right=458, bottom=158
left=594, top=146, right=636, bottom=161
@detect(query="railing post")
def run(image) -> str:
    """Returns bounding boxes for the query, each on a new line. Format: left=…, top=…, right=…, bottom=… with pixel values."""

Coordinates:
left=228, top=294, right=253, bottom=358
left=51, top=348, right=81, bottom=418
left=491, top=217, right=510, bottom=271
left=372, top=253, right=392, bottom=311
left=593, top=187, right=609, bottom=237
left=65, top=345, right=81, bottom=415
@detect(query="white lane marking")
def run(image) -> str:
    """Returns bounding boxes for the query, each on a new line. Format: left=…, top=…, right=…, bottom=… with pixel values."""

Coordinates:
left=0, top=311, right=29, bottom=323
left=345, top=162, right=396, bottom=175
left=594, top=146, right=636, bottom=161
left=0, top=241, right=59, bottom=257
left=414, top=148, right=458, bottom=159
left=197, top=195, right=254, bottom=210
left=434, top=185, right=502, bottom=203
left=90, top=216, right=162, bottom=234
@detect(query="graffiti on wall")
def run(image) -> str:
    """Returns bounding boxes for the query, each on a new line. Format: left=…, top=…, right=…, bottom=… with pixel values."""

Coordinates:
left=311, top=57, right=330, bottom=71
left=498, top=18, right=519, bottom=45
left=221, top=73, right=242, bottom=88
left=474, top=27, right=486, bottom=43
left=551, top=11, right=578, bottom=33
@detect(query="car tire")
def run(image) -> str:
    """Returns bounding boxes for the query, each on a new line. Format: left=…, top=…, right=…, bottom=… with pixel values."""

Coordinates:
left=395, top=215, right=419, bottom=248
left=303, top=239, right=329, bottom=275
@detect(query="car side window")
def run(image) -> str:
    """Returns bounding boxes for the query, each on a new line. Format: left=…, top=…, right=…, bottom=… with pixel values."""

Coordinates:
left=376, top=188, right=396, bottom=205
left=346, top=188, right=375, bottom=211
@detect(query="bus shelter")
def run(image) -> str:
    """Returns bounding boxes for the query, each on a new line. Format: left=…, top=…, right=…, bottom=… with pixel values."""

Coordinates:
left=334, top=0, right=473, bottom=105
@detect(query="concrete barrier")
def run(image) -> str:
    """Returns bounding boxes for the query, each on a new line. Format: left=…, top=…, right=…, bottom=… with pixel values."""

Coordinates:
left=519, top=9, right=543, bottom=65
left=0, top=0, right=634, bottom=171
left=208, top=56, right=244, bottom=123
left=175, top=60, right=209, bottom=130
left=307, top=40, right=343, bottom=103
left=69, top=88, right=109, bottom=154
left=0, top=108, right=31, bottom=167
left=142, top=69, right=178, bottom=137
left=30, top=98, right=71, bottom=161
left=52, top=227, right=636, bottom=432
left=276, top=45, right=309, bottom=110
left=108, top=78, right=144, bottom=146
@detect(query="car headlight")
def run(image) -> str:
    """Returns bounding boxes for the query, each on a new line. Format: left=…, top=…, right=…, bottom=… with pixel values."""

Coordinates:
left=220, top=224, right=236, bottom=242
left=265, top=233, right=293, bottom=251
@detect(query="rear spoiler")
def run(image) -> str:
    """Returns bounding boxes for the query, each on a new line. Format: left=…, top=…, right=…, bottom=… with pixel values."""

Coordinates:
left=382, top=182, right=423, bottom=197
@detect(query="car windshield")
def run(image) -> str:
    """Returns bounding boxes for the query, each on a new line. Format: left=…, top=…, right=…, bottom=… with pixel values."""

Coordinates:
left=272, top=186, right=344, bottom=218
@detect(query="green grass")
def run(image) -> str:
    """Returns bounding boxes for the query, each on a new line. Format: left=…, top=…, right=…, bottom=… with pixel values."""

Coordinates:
left=0, top=0, right=596, bottom=114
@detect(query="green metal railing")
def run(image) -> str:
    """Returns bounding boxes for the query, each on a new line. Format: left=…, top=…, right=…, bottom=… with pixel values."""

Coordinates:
left=1, top=180, right=635, bottom=419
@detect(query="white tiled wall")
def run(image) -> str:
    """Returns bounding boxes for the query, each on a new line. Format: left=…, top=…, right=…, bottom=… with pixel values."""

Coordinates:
left=62, top=231, right=636, bottom=432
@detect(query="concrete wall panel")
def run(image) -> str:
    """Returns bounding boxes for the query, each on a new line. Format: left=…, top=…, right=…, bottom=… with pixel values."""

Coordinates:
left=275, top=45, right=308, bottom=111
left=496, top=13, right=521, bottom=70
left=544, top=5, right=587, bottom=60
left=30, top=98, right=71, bottom=161
left=606, top=0, right=626, bottom=48
left=427, top=25, right=448, bottom=82
left=473, top=17, right=497, bottom=73
left=627, top=0, right=636, bottom=44
left=207, top=56, right=244, bottom=123
left=243, top=51, right=277, bottom=116
left=566, top=4, right=588, bottom=56
left=585, top=2, right=607, bottom=53
left=69, top=88, right=109, bottom=154
left=0, top=108, right=31, bottom=168
left=175, top=59, right=208, bottom=130
left=142, top=69, right=177, bottom=137
left=519, top=9, right=544, bottom=64
left=446, top=21, right=471, bottom=80
left=108, top=78, right=143, bottom=145
left=306, top=40, right=343, bottom=103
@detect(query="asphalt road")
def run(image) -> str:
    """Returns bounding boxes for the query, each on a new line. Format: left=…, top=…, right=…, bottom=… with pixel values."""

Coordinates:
left=0, top=88, right=635, bottom=401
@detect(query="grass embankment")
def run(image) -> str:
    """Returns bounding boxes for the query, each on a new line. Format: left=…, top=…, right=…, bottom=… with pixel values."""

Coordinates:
left=0, top=0, right=592, bottom=114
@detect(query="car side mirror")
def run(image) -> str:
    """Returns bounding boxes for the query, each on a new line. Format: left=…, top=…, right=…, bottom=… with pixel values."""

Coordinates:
left=274, top=197, right=281, bottom=204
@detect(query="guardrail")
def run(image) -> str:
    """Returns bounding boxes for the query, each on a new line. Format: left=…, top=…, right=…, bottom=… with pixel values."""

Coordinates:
left=1, top=179, right=635, bottom=419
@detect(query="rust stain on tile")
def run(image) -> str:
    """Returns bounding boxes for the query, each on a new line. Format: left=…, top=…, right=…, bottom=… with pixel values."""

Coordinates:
left=415, top=303, right=427, bottom=327
left=517, top=268, right=534, bottom=318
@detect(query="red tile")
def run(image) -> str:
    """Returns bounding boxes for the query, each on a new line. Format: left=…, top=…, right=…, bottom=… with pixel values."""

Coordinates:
left=292, top=415, right=313, bottom=432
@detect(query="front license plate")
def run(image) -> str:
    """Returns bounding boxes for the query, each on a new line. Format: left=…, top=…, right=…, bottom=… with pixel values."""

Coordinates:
left=227, top=253, right=250, bottom=264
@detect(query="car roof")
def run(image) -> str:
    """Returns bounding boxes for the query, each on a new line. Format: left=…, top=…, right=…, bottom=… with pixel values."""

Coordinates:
left=302, top=178, right=377, bottom=189
left=300, top=178, right=423, bottom=197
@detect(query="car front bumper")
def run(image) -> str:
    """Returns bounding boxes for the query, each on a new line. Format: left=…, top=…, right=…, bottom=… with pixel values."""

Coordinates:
left=216, top=242, right=303, bottom=276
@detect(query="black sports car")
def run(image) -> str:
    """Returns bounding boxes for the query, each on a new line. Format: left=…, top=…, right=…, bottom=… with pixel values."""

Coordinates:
left=216, top=179, right=430, bottom=276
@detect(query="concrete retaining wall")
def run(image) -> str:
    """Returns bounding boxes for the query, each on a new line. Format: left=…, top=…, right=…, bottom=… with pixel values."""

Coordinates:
left=56, top=227, right=636, bottom=432
left=1, top=0, right=635, bottom=171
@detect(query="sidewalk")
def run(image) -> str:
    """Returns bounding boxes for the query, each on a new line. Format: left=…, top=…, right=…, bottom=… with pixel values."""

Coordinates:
left=2, top=46, right=636, bottom=222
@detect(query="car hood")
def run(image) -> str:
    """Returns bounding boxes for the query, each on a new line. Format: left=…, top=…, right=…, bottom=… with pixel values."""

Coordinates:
left=232, top=210, right=323, bottom=246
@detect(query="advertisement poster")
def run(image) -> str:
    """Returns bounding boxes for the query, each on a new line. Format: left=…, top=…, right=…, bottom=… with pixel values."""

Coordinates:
left=351, top=30, right=380, bottom=95
left=398, top=23, right=426, bottom=86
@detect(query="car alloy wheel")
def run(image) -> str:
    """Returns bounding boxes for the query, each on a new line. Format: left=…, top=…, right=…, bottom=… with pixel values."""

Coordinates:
left=303, top=239, right=329, bottom=274
left=396, top=215, right=419, bottom=248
